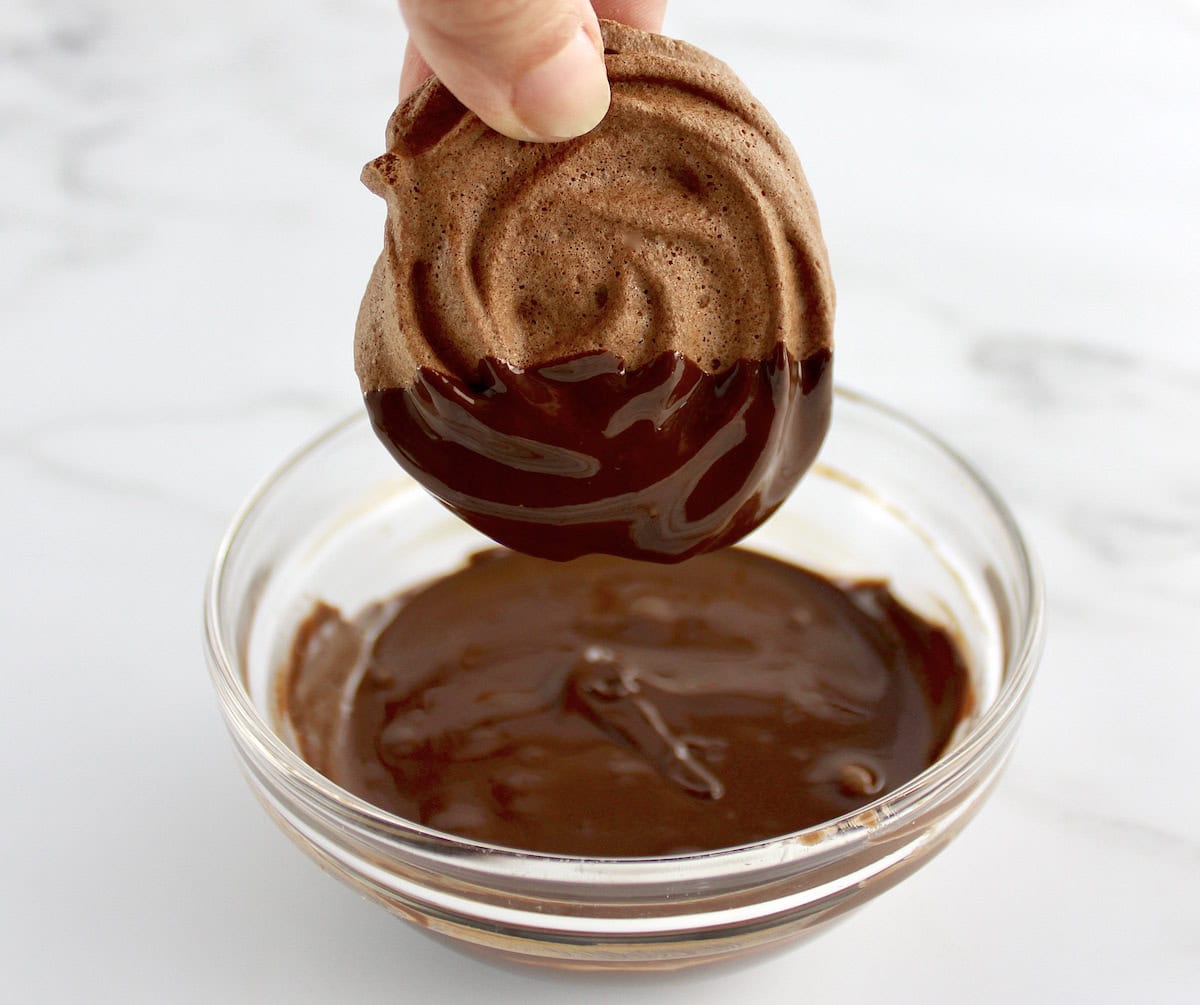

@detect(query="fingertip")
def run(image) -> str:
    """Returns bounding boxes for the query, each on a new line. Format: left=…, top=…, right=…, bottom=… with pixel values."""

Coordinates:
left=510, top=25, right=611, bottom=142
left=593, top=0, right=669, bottom=33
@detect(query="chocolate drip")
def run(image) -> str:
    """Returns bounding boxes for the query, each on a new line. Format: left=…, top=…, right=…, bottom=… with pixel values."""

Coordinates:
left=366, top=346, right=832, bottom=561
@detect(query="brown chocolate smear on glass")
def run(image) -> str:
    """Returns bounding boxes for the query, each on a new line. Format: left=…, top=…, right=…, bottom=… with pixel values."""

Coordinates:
left=281, top=548, right=971, bottom=858
left=355, top=21, right=835, bottom=561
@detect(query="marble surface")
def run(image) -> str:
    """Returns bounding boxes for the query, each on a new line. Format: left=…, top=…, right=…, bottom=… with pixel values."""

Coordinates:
left=3, top=0, right=1198, bottom=1000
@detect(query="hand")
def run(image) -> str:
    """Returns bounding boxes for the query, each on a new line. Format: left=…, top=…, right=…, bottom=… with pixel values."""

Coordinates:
left=398, top=0, right=668, bottom=142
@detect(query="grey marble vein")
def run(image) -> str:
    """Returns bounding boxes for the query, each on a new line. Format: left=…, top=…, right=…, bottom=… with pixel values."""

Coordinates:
left=0, top=390, right=343, bottom=523
left=1007, top=784, right=1200, bottom=864
left=2, top=446, right=223, bottom=523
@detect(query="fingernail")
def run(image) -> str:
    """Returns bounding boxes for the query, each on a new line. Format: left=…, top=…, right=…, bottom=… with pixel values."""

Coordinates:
left=511, top=26, right=611, bottom=142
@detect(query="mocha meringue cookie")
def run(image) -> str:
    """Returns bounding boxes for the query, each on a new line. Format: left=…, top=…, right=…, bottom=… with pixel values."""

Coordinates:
left=355, top=20, right=835, bottom=562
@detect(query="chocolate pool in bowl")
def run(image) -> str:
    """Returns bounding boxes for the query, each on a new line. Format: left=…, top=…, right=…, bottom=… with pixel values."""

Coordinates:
left=204, top=390, right=1043, bottom=971
left=280, top=546, right=972, bottom=858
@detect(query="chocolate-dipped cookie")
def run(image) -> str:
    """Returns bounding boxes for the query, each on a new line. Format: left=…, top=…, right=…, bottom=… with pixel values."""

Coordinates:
left=356, top=20, right=835, bottom=562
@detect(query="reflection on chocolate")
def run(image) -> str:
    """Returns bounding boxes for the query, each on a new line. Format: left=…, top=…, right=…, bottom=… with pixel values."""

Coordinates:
left=366, top=344, right=831, bottom=561
left=281, top=548, right=972, bottom=857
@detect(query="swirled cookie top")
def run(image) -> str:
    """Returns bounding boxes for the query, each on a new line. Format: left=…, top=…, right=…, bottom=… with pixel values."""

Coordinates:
left=355, top=20, right=834, bottom=391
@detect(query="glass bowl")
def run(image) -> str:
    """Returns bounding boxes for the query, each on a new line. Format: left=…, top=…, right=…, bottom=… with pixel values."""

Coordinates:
left=204, top=388, right=1043, bottom=971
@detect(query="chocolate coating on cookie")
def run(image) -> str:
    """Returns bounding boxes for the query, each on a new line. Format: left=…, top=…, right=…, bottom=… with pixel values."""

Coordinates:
left=355, top=20, right=834, bottom=391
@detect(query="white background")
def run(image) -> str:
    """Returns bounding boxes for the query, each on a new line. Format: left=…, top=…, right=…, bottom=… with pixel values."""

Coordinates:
left=2, top=0, right=1198, bottom=1001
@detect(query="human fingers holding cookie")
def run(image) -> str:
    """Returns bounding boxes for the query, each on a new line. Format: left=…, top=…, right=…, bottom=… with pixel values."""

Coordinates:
left=398, top=0, right=669, bottom=141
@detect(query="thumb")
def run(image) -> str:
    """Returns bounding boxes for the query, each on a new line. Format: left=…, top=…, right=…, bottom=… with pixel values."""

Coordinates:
left=399, top=0, right=611, bottom=142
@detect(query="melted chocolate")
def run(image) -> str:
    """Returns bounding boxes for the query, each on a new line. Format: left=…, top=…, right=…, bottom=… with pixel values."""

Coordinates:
left=282, top=548, right=971, bottom=857
left=365, top=346, right=832, bottom=562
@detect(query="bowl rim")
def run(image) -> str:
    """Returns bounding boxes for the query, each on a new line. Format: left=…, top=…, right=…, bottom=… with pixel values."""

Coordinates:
left=204, top=386, right=1045, bottom=870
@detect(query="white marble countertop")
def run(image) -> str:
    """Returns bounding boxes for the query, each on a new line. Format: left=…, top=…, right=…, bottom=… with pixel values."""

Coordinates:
left=3, top=0, right=1198, bottom=1000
